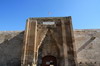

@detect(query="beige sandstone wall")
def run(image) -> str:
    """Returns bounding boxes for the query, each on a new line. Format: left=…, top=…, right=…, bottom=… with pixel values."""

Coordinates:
left=0, top=31, right=23, bottom=66
left=74, top=29, right=100, bottom=64
left=0, top=29, right=100, bottom=66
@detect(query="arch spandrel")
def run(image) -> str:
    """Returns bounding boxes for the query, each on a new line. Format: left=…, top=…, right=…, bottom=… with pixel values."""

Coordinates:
left=36, top=28, right=48, bottom=51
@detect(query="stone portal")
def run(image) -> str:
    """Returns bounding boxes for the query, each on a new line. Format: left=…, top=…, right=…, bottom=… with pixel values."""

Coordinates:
left=42, top=55, right=57, bottom=66
left=21, top=17, right=78, bottom=66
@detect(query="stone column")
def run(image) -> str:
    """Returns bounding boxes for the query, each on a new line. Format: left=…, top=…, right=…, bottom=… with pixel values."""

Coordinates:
left=61, top=17, right=78, bottom=66
left=61, top=19, right=69, bottom=66
left=21, top=19, right=38, bottom=66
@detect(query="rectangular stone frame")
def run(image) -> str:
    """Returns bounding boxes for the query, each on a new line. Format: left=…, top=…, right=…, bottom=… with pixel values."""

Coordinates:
left=21, top=17, right=78, bottom=66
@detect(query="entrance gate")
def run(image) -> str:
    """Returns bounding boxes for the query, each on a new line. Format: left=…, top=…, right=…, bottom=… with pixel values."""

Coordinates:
left=42, top=55, right=57, bottom=66
left=21, top=17, right=78, bottom=66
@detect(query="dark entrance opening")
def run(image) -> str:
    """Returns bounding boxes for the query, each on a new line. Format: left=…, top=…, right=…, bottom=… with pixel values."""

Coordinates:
left=42, top=55, right=57, bottom=66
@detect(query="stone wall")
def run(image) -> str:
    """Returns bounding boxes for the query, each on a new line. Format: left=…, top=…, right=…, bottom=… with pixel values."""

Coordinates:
left=0, top=29, right=100, bottom=66
left=0, top=31, right=24, bottom=66
left=74, top=29, right=100, bottom=66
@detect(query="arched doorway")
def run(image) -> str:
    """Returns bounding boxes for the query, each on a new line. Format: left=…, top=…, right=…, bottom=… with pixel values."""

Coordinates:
left=42, top=55, right=57, bottom=66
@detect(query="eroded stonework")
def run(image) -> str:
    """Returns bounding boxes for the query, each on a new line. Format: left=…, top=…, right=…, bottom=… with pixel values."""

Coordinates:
left=21, top=17, right=77, bottom=66
left=0, top=29, right=100, bottom=66
left=0, top=31, right=23, bottom=66
left=74, top=29, right=100, bottom=65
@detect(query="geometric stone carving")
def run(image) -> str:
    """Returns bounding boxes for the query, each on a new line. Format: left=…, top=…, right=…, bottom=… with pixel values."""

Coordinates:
left=21, top=17, right=78, bottom=66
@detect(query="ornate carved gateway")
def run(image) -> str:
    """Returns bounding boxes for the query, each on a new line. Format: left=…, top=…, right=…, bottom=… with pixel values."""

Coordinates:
left=21, top=17, right=78, bottom=66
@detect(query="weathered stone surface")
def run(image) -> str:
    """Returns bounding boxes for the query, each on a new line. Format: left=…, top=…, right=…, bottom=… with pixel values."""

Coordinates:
left=0, top=29, right=100, bottom=66
left=22, top=17, right=77, bottom=66
left=74, top=29, right=100, bottom=64
left=0, top=31, right=24, bottom=66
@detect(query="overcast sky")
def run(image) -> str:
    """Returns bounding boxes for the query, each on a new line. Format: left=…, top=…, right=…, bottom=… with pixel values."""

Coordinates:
left=0, top=0, right=100, bottom=30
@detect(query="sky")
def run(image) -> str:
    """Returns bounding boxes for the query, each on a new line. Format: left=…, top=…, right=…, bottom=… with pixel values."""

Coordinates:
left=0, top=0, right=100, bottom=30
